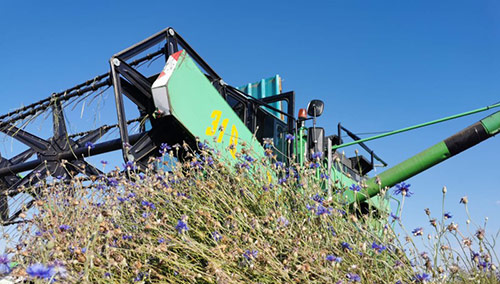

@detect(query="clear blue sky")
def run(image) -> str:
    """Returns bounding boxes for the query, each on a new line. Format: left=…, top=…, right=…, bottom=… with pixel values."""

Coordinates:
left=1, top=0, right=499, bottom=252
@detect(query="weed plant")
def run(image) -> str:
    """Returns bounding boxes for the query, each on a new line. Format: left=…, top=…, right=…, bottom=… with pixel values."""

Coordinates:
left=0, top=141, right=498, bottom=283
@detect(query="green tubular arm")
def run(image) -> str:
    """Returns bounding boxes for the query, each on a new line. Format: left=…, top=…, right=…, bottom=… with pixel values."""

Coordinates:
left=354, top=110, right=500, bottom=203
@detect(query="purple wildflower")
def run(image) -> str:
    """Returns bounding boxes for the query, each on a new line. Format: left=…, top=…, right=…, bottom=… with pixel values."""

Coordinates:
left=0, top=255, right=10, bottom=275
left=341, top=242, right=353, bottom=251
left=212, top=231, right=222, bottom=242
left=84, top=141, right=95, bottom=149
left=285, top=134, right=295, bottom=141
left=390, top=212, right=400, bottom=221
left=444, top=212, right=452, bottom=219
left=107, top=178, right=119, bottom=187
left=371, top=241, right=387, bottom=253
left=311, top=152, right=323, bottom=160
left=26, top=263, right=54, bottom=279
left=349, top=184, right=361, bottom=192
left=414, top=273, right=430, bottom=283
left=176, top=219, right=189, bottom=234
left=393, top=182, right=413, bottom=197
left=309, top=162, right=320, bottom=169
left=274, top=161, right=284, bottom=168
left=316, top=204, right=331, bottom=216
left=320, top=173, right=329, bottom=179
left=243, top=249, right=258, bottom=260
left=346, top=273, right=361, bottom=282
left=59, top=224, right=71, bottom=231
left=311, top=194, right=324, bottom=203
left=141, top=200, right=156, bottom=210
left=326, top=254, right=342, bottom=262
left=243, top=155, right=255, bottom=162
left=123, top=161, right=136, bottom=171
left=159, top=143, right=172, bottom=154
left=277, top=216, right=289, bottom=228
left=412, top=227, right=424, bottom=236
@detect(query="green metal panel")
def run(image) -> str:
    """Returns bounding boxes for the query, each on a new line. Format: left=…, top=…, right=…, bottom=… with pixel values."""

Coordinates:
left=481, top=110, right=500, bottom=135
left=166, top=51, right=264, bottom=160
left=238, top=75, right=283, bottom=119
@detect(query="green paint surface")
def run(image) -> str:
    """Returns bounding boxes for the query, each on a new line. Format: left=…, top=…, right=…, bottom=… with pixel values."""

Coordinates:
left=166, top=51, right=264, bottom=160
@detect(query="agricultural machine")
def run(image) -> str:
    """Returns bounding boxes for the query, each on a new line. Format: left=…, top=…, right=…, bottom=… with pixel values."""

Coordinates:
left=0, top=27, right=499, bottom=226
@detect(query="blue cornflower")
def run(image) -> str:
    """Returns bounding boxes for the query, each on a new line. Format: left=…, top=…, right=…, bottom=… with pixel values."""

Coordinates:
left=325, top=254, right=342, bottom=262
left=278, top=177, right=287, bottom=185
left=414, top=273, right=430, bottom=283
left=412, top=227, right=424, bottom=236
left=198, top=142, right=208, bottom=150
left=243, top=250, right=258, bottom=260
left=141, top=200, right=156, bottom=210
left=471, top=251, right=480, bottom=262
left=122, top=235, right=133, bottom=240
left=341, top=242, right=353, bottom=251
left=285, top=134, right=295, bottom=141
left=309, top=162, right=320, bottom=169
left=444, top=212, right=452, bottom=219
left=0, top=255, right=11, bottom=275
left=327, top=226, right=337, bottom=236
left=238, top=162, right=250, bottom=170
left=107, top=178, right=119, bottom=187
left=204, top=156, right=214, bottom=166
left=84, top=141, right=95, bottom=149
left=100, top=160, right=108, bottom=165
left=349, top=184, right=361, bottom=192
left=371, top=241, right=386, bottom=253
left=190, top=160, right=203, bottom=169
left=478, top=261, right=489, bottom=271
left=346, top=273, right=361, bottom=282
left=124, top=161, right=136, bottom=171
left=176, top=219, right=189, bottom=234
left=134, top=272, right=146, bottom=282
left=158, top=238, right=165, bottom=244
left=390, top=212, right=400, bottom=221
left=212, top=231, right=222, bottom=242
left=320, top=173, right=329, bottom=180
left=393, top=182, right=413, bottom=197
left=117, top=196, right=129, bottom=203
left=127, top=193, right=136, bottom=198
left=26, top=263, right=54, bottom=279
left=243, top=155, right=255, bottom=162
left=277, top=216, right=289, bottom=228
left=312, top=194, right=324, bottom=203
left=59, top=224, right=71, bottom=231
left=316, top=204, right=331, bottom=216
left=274, top=161, right=284, bottom=169
left=160, top=143, right=172, bottom=153
left=311, top=152, right=323, bottom=160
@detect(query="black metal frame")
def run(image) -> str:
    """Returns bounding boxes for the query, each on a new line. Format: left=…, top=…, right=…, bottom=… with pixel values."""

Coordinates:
left=337, top=123, right=388, bottom=169
left=0, top=27, right=298, bottom=224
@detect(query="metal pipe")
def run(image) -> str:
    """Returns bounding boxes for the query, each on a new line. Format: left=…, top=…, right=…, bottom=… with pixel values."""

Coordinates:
left=332, top=102, right=500, bottom=151
left=353, top=110, right=500, bottom=203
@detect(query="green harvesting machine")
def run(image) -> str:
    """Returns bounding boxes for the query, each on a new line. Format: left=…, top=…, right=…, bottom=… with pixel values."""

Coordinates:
left=0, top=27, right=499, bottom=225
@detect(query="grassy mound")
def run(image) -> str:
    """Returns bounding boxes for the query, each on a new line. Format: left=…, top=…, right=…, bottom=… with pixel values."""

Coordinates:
left=1, top=143, right=498, bottom=283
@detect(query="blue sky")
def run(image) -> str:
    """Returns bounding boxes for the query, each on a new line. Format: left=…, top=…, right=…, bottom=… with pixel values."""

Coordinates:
left=1, top=0, right=499, bottom=254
